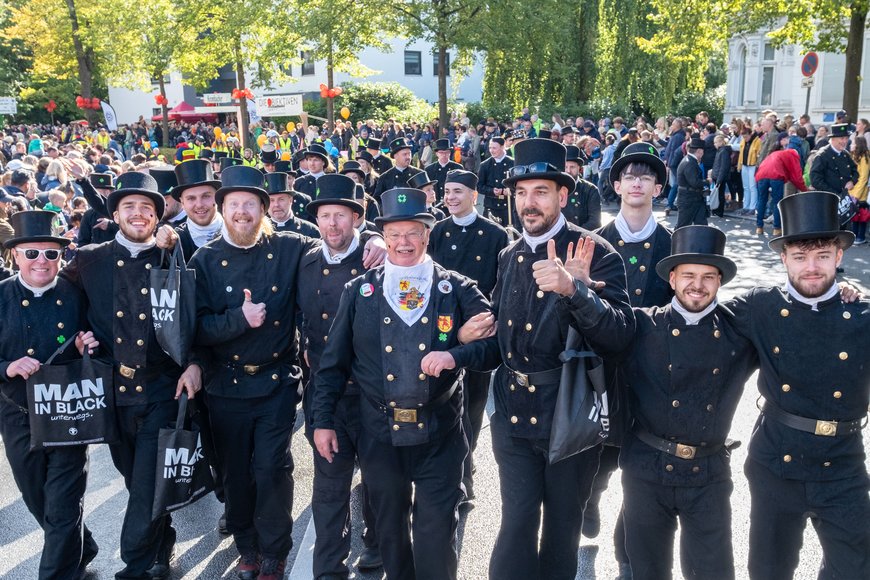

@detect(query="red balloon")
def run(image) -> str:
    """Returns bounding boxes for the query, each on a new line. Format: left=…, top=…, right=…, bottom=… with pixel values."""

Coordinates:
left=231, top=88, right=240, bottom=99
left=91, top=97, right=100, bottom=108
left=319, top=83, right=328, bottom=91
left=327, top=89, right=336, bottom=98
left=320, top=88, right=328, bottom=98
left=76, top=96, right=84, bottom=107
left=333, top=87, right=343, bottom=96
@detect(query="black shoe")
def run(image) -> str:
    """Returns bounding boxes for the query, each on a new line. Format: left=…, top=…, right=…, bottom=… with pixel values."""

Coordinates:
left=218, top=507, right=229, bottom=535
left=356, top=546, right=383, bottom=571
left=76, top=542, right=99, bottom=580
left=581, top=504, right=601, bottom=539
left=147, top=529, right=176, bottom=579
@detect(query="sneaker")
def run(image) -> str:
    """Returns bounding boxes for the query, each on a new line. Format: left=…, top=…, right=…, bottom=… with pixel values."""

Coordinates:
left=257, top=558, right=286, bottom=580
left=236, top=552, right=260, bottom=580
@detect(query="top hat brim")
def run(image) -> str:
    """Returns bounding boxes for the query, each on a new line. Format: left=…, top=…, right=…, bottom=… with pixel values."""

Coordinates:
left=215, top=186, right=271, bottom=211
left=340, top=167, right=366, bottom=179
left=609, top=152, right=667, bottom=186
left=171, top=180, right=222, bottom=200
left=4, top=234, right=70, bottom=249
left=391, top=144, right=412, bottom=155
left=768, top=229, right=855, bottom=253
left=503, top=171, right=576, bottom=193
left=307, top=197, right=365, bottom=217
left=107, top=189, right=166, bottom=220
left=655, top=253, right=737, bottom=285
left=375, top=212, right=437, bottom=229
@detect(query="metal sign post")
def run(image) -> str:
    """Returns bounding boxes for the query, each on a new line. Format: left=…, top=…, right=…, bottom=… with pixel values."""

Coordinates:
left=801, top=52, right=819, bottom=117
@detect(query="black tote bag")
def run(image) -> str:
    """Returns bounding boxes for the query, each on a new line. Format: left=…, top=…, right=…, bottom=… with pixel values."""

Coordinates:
left=548, top=327, right=609, bottom=464
left=149, top=244, right=197, bottom=367
left=26, top=340, right=117, bottom=449
left=152, top=393, right=215, bottom=520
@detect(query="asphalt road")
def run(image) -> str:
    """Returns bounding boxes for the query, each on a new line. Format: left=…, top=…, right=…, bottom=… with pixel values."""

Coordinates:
left=1, top=205, right=868, bottom=580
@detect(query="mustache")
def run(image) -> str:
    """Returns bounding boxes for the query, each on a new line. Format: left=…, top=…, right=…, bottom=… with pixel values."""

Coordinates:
left=521, top=209, right=543, bottom=217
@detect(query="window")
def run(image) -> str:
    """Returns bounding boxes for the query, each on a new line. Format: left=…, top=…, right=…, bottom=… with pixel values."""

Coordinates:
left=301, top=51, right=314, bottom=76
left=763, top=42, right=776, bottom=62
left=404, top=51, right=422, bottom=75
left=821, top=53, right=846, bottom=106
left=761, top=66, right=774, bottom=106
left=737, top=46, right=747, bottom=106
left=433, top=51, right=450, bottom=76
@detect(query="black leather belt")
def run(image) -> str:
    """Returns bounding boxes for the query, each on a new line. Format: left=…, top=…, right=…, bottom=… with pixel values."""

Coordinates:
left=760, top=398, right=867, bottom=437
left=115, top=363, right=161, bottom=381
left=633, top=425, right=723, bottom=460
left=367, top=376, right=462, bottom=423
left=225, top=359, right=281, bottom=376
left=504, top=365, right=562, bottom=387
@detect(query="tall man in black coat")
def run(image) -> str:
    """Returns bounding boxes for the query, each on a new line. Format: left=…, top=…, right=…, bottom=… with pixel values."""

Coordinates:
left=167, top=160, right=223, bottom=262
left=484, top=139, right=635, bottom=580
left=477, top=137, right=515, bottom=226
left=61, top=172, right=203, bottom=580
left=76, top=172, right=119, bottom=246
left=424, top=139, right=463, bottom=202
left=563, top=145, right=601, bottom=230
left=292, top=145, right=326, bottom=222
left=809, top=123, right=859, bottom=199
left=264, top=172, right=319, bottom=238
left=675, top=136, right=709, bottom=227
left=371, top=137, right=423, bottom=202
left=427, top=169, right=509, bottom=501
left=312, top=188, right=497, bottom=580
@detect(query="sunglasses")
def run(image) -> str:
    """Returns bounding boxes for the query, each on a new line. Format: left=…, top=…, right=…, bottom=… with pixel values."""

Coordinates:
left=507, top=162, right=559, bottom=179
left=15, top=248, right=62, bottom=261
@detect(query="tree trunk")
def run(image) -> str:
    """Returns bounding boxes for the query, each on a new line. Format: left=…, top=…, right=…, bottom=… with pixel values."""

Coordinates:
left=437, top=42, right=449, bottom=133
left=158, top=73, right=170, bottom=148
left=235, top=41, right=250, bottom=151
left=64, top=0, right=96, bottom=124
left=843, top=2, right=868, bottom=122
left=327, top=39, right=335, bottom=134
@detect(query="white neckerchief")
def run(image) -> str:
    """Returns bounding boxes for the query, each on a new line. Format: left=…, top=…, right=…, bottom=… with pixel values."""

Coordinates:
left=523, top=214, right=566, bottom=253
left=321, top=229, right=360, bottom=264
left=170, top=209, right=187, bottom=224
left=309, top=171, right=325, bottom=179
left=786, top=279, right=839, bottom=311
left=18, top=275, right=58, bottom=298
left=220, top=223, right=260, bottom=250
left=614, top=212, right=657, bottom=244
left=451, top=209, right=478, bottom=227
left=357, top=221, right=368, bottom=232
left=672, top=296, right=718, bottom=325
left=494, top=154, right=506, bottom=163
left=187, top=212, right=224, bottom=248
left=272, top=217, right=290, bottom=227
left=395, top=166, right=408, bottom=173
left=115, top=231, right=156, bottom=258
left=383, top=255, right=434, bottom=326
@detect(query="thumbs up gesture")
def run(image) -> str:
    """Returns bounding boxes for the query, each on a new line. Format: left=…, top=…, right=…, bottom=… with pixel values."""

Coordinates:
left=532, top=238, right=602, bottom=297
left=241, top=288, right=267, bottom=328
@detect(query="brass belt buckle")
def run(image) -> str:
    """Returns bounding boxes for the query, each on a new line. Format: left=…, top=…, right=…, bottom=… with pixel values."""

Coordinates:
left=675, top=443, right=697, bottom=459
left=393, top=408, right=417, bottom=423
left=514, top=371, right=528, bottom=387
left=814, top=420, right=838, bottom=437
left=243, top=364, right=259, bottom=376
left=119, top=364, right=136, bottom=379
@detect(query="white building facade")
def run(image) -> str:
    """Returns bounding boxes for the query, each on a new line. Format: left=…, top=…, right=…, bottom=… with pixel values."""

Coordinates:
left=725, top=29, right=870, bottom=125
left=108, top=38, right=485, bottom=125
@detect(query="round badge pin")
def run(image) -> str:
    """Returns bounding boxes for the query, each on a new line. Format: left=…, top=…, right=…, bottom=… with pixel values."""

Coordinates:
left=438, top=280, right=452, bottom=294
left=360, top=283, right=374, bottom=297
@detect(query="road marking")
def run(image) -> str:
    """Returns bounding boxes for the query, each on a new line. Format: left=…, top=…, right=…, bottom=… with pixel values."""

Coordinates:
left=287, top=515, right=317, bottom=579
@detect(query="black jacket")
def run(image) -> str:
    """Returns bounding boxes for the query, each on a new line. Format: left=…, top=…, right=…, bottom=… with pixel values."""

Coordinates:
left=810, top=145, right=859, bottom=197
left=477, top=155, right=514, bottom=199
left=428, top=214, right=509, bottom=298
left=564, top=178, right=602, bottom=230
left=711, top=146, right=732, bottom=186
left=371, top=166, right=423, bottom=201
left=424, top=160, right=463, bottom=200
left=595, top=221, right=673, bottom=309
left=677, top=154, right=706, bottom=200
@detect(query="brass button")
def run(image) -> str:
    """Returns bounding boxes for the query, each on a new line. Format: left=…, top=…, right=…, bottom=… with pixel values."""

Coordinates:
left=833, top=390, right=842, bottom=399
left=507, top=320, right=512, bottom=327
left=273, top=353, right=279, bottom=358
left=773, top=346, right=780, bottom=354
left=510, top=385, right=516, bottom=391
left=323, top=268, right=330, bottom=275
left=385, top=345, right=393, bottom=353
left=136, top=339, right=144, bottom=346
left=782, top=384, right=791, bottom=392
left=323, top=336, right=328, bottom=342
left=634, top=289, right=642, bottom=296
left=668, top=364, right=672, bottom=372
left=421, top=317, right=428, bottom=324
left=476, top=256, right=481, bottom=261
left=639, top=265, right=646, bottom=272
left=618, top=240, right=625, bottom=246
left=272, top=374, right=278, bottom=380
left=510, top=416, right=519, bottom=424
left=525, top=323, right=532, bottom=331
left=145, top=264, right=152, bottom=270
left=321, top=312, right=329, bottom=320
left=419, top=373, right=426, bottom=380
left=116, top=311, right=124, bottom=318
left=843, top=311, right=851, bottom=320
left=507, top=352, right=512, bottom=359
left=119, top=386, right=127, bottom=393
left=21, top=300, right=29, bottom=307
left=692, top=466, right=700, bottom=473
left=27, top=348, right=35, bottom=356
left=274, top=320, right=280, bottom=327
left=713, top=368, right=720, bottom=375
left=417, top=423, right=424, bottom=430
left=517, top=255, right=524, bottom=263
left=714, top=330, right=721, bottom=338
left=389, top=401, right=397, bottom=407
left=536, top=290, right=544, bottom=298
left=665, top=464, right=674, bottom=472
left=706, top=404, right=714, bottom=412
left=56, top=299, right=63, bottom=305
left=141, top=288, right=148, bottom=295
left=393, top=424, right=400, bottom=431
left=478, top=230, right=483, bottom=235
left=839, top=352, right=848, bottom=360
left=267, top=253, right=273, bottom=259
left=221, top=260, right=228, bottom=267
left=823, top=461, right=831, bottom=467
left=418, top=343, right=426, bottom=351
left=672, top=329, right=680, bottom=337
left=233, top=354, right=240, bottom=361
left=117, top=260, right=124, bottom=267
left=644, top=242, right=651, bottom=249
left=135, top=386, right=143, bottom=393
left=387, top=374, right=395, bottom=381
left=528, top=385, right=536, bottom=393
left=57, top=322, right=64, bottom=329
left=445, top=232, right=451, bottom=237
left=384, top=317, right=391, bottom=324
left=672, top=400, right=680, bottom=408
left=139, top=313, right=146, bottom=320
left=116, top=338, right=122, bottom=344
left=783, top=454, right=792, bottom=463
left=272, top=286, right=278, bottom=292
left=780, top=308, right=789, bottom=317
left=351, top=269, right=358, bottom=275
left=530, top=417, right=538, bottom=425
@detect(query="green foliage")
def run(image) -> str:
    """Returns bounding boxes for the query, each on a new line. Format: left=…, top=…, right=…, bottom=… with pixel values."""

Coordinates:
left=671, top=87, right=726, bottom=124
left=336, top=82, right=420, bottom=122
left=464, top=102, right=515, bottom=124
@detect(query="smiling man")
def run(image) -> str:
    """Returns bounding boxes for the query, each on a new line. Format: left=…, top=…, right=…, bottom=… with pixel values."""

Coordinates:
left=371, top=138, right=424, bottom=203
left=170, top=159, right=222, bottom=261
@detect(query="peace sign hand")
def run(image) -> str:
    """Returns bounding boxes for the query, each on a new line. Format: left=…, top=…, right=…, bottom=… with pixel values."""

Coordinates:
left=564, top=237, right=604, bottom=291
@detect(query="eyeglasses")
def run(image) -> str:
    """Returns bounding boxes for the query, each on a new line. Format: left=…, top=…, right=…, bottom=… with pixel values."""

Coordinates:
left=619, top=174, right=657, bottom=184
left=385, top=231, right=425, bottom=242
left=15, top=248, right=62, bottom=261
left=507, top=162, right=559, bottom=179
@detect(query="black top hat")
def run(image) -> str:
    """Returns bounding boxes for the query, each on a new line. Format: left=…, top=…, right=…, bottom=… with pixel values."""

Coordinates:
left=89, top=172, right=115, bottom=190
left=433, top=138, right=451, bottom=152
left=173, top=159, right=220, bottom=199
left=340, top=160, right=366, bottom=179
left=366, top=138, right=382, bottom=150
left=214, top=151, right=228, bottom=160
left=356, top=151, right=374, bottom=164
left=260, top=145, right=279, bottom=164
left=273, top=160, right=296, bottom=176
left=4, top=210, right=70, bottom=249
left=609, top=142, right=667, bottom=185
left=408, top=172, right=436, bottom=190
left=304, top=144, right=329, bottom=164
left=769, top=191, right=855, bottom=252
left=150, top=168, right=178, bottom=196
left=538, top=129, right=552, bottom=140
left=307, top=174, right=365, bottom=216
left=264, top=172, right=291, bottom=195
left=353, top=183, right=366, bottom=202
left=107, top=172, right=165, bottom=219
left=375, top=188, right=436, bottom=229
left=830, top=123, right=850, bottom=138
left=389, top=137, right=412, bottom=155
left=565, top=145, right=585, bottom=164
left=561, top=126, right=575, bottom=135
left=655, top=225, right=736, bottom=284
left=219, top=157, right=243, bottom=172
left=502, top=138, right=575, bottom=192
left=199, top=148, right=214, bottom=160
left=687, top=136, right=706, bottom=150
left=445, top=169, right=478, bottom=190
left=215, top=165, right=270, bottom=210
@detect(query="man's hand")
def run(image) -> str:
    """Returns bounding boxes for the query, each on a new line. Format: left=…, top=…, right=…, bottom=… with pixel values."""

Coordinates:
left=155, top=224, right=178, bottom=250
left=532, top=239, right=582, bottom=297
left=175, top=364, right=202, bottom=400
left=314, top=428, right=339, bottom=463
left=845, top=181, right=855, bottom=191
left=7, top=356, right=40, bottom=380
left=839, top=281, right=864, bottom=303
left=562, top=237, right=603, bottom=290
left=421, top=351, right=456, bottom=377
left=362, top=236, right=387, bottom=268
left=75, top=331, right=100, bottom=356
left=242, top=289, right=266, bottom=328
left=458, top=312, right=496, bottom=344
left=95, top=218, right=111, bottom=231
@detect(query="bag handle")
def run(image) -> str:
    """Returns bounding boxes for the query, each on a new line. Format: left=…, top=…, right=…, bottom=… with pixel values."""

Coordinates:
left=43, top=337, right=76, bottom=366
left=174, top=392, right=189, bottom=431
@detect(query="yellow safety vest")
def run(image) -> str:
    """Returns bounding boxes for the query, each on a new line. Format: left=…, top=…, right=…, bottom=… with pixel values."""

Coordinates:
left=243, top=157, right=259, bottom=167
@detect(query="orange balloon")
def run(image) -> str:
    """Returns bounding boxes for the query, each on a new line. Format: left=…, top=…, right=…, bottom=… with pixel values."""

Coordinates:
left=340, top=106, right=350, bottom=119
left=257, top=134, right=268, bottom=147
left=286, top=121, right=295, bottom=132
left=214, top=127, right=223, bottom=138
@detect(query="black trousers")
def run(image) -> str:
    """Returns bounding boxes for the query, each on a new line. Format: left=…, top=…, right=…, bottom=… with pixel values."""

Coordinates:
left=1, top=402, right=98, bottom=580
left=746, top=458, right=870, bottom=580
left=675, top=195, right=708, bottom=228
left=358, top=423, right=466, bottom=580
left=489, top=411, right=601, bottom=580
left=623, top=473, right=735, bottom=580
left=304, top=394, right=378, bottom=579
left=110, top=400, right=177, bottom=580
left=209, top=386, right=297, bottom=560
left=461, top=369, right=490, bottom=495
left=587, top=445, right=628, bottom=563
left=190, top=391, right=225, bottom=502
